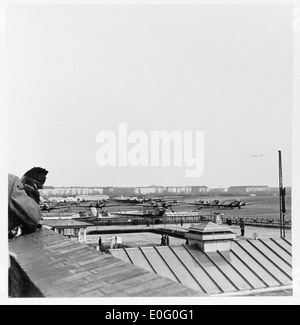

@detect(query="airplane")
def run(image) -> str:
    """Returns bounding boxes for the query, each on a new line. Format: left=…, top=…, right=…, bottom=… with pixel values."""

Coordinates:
left=182, top=199, right=248, bottom=210
left=215, top=200, right=247, bottom=209
left=40, top=199, right=120, bottom=212
left=110, top=196, right=182, bottom=205
left=40, top=194, right=126, bottom=210
left=112, top=199, right=185, bottom=219
left=39, top=202, right=75, bottom=211
left=97, top=200, right=174, bottom=220
left=136, top=199, right=178, bottom=207
left=110, top=197, right=146, bottom=204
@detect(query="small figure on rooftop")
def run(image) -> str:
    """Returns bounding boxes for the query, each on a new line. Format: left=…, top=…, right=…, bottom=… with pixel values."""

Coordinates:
left=239, top=218, right=245, bottom=237
left=98, top=236, right=102, bottom=250
left=109, top=236, right=115, bottom=249
left=166, top=235, right=170, bottom=246
left=160, top=234, right=167, bottom=246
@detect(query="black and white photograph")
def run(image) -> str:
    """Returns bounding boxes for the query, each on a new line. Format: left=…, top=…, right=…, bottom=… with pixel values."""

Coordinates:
left=1, top=0, right=300, bottom=306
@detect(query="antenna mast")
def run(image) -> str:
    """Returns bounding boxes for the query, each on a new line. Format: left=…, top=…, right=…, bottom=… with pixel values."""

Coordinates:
left=278, top=151, right=286, bottom=238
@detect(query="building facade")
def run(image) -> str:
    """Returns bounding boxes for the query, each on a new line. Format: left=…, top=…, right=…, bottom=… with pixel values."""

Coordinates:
left=191, top=186, right=209, bottom=195
left=41, top=185, right=281, bottom=198
left=228, top=186, right=270, bottom=195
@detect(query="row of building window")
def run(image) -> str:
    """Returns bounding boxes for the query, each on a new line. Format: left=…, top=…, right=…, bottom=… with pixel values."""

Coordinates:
left=41, top=186, right=208, bottom=197
left=40, top=185, right=289, bottom=197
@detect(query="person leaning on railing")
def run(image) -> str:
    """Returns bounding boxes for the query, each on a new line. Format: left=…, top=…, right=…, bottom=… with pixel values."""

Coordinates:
left=8, top=167, right=49, bottom=297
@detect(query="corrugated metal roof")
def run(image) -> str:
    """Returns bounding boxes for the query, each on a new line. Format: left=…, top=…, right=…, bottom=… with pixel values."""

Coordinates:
left=110, top=238, right=292, bottom=296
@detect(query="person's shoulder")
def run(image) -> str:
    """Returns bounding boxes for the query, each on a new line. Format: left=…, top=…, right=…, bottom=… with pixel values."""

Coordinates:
left=8, top=173, right=21, bottom=186
left=8, top=174, right=23, bottom=197
left=8, top=173, right=18, bottom=180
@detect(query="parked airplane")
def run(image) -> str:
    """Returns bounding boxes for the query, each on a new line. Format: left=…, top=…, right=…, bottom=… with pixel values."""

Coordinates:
left=110, top=197, right=146, bottom=204
left=110, top=196, right=182, bottom=205
left=183, top=199, right=248, bottom=209
left=39, top=202, right=73, bottom=211
left=40, top=199, right=119, bottom=212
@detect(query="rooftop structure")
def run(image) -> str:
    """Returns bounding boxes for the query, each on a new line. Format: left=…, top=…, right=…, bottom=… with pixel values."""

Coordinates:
left=185, top=222, right=236, bottom=252
left=41, top=219, right=93, bottom=243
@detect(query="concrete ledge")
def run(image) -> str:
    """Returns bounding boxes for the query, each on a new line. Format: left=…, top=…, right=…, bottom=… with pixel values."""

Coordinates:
left=8, top=228, right=203, bottom=298
left=9, top=255, right=44, bottom=298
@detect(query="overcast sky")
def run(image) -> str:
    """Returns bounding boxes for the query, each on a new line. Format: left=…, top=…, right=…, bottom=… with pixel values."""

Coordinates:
left=6, top=3, right=294, bottom=188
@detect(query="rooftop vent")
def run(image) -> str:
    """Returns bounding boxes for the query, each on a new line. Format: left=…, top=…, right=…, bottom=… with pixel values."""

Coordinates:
left=185, top=222, right=236, bottom=252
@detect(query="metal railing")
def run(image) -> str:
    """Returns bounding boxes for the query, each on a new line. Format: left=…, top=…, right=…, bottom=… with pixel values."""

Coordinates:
left=223, top=217, right=291, bottom=229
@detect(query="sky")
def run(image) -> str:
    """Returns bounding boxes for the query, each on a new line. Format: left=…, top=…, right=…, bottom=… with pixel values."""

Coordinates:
left=6, top=2, right=295, bottom=188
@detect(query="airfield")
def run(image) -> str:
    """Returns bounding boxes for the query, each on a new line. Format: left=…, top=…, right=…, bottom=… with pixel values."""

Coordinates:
left=41, top=194, right=292, bottom=222
left=41, top=194, right=292, bottom=250
left=189, top=195, right=292, bottom=221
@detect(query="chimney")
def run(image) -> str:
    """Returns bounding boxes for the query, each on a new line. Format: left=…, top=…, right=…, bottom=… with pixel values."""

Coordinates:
left=185, top=222, right=236, bottom=252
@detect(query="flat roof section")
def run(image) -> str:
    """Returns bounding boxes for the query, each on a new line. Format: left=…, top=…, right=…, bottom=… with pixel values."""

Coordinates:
left=41, top=219, right=93, bottom=229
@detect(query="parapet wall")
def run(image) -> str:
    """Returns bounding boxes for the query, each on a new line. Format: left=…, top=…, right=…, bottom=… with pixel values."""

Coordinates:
left=9, top=255, right=43, bottom=297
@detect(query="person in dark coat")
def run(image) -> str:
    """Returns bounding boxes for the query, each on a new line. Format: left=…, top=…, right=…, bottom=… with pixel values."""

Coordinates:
left=98, top=236, right=102, bottom=248
left=160, top=234, right=166, bottom=246
left=8, top=172, right=44, bottom=239
left=166, top=235, right=170, bottom=246
left=8, top=169, right=49, bottom=297
left=239, top=218, right=245, bottom=237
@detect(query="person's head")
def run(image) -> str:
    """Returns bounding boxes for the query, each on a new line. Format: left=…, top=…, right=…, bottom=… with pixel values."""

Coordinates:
left=22, top=167, right=49, bottom=189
